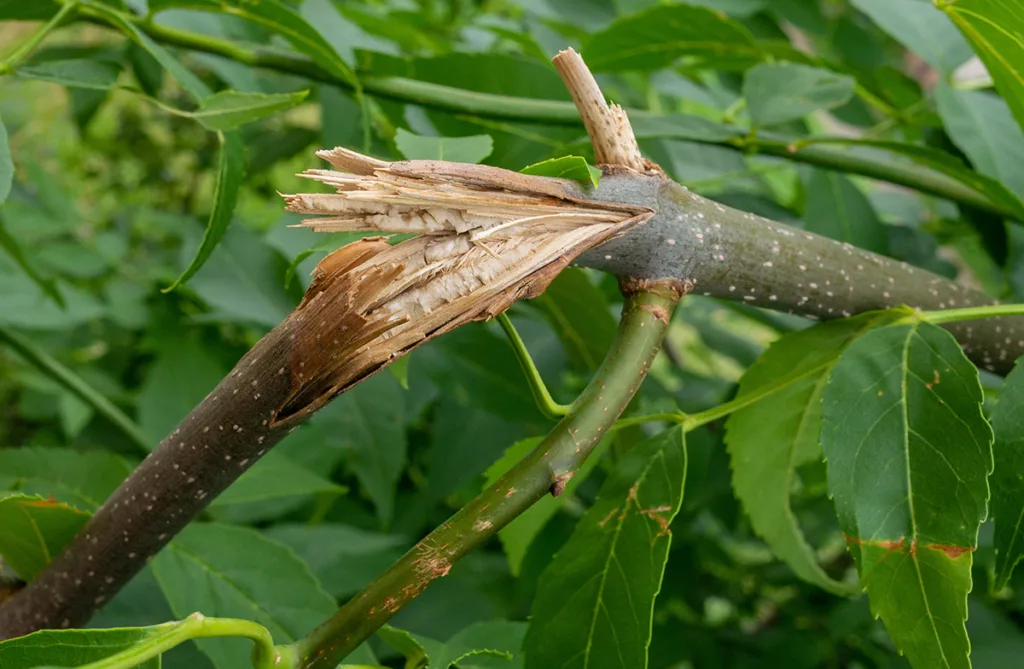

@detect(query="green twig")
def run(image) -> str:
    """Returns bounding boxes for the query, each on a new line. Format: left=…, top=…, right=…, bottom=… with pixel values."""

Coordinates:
left=68, top=9, right=1016, bottom=219
left=496, top=312, right=571, bottom=420
left=918, top=303, right=1024, bottom=325
left=78, top=614, right=278, bottom=669
left=291, top=285, right=684, bottom=669
left=0, top=2, right=77, bottom=74
left=0, top=325, right=151, bottom=452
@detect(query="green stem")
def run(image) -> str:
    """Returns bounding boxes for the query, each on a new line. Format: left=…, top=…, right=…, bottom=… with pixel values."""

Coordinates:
left=919, top=303, right=1024, bottom=324
left=291, top=285, right=684, bottom=669
left=69, top=10, right=1014, bottom=219
left=78, top=614, right=278, bottom=669
left=0, top=325, right=151, bottom=452
left=496, top=312, right=570, bottom=420
left=0, top=2, right=77, bottom=74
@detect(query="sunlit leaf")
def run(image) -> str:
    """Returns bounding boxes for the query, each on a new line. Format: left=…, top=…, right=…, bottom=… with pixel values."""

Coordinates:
left=519, top=156, right=601, bottom=187
left=0, top=622, right=184, bottom=669
left=821, top=321, right=993, bottom=669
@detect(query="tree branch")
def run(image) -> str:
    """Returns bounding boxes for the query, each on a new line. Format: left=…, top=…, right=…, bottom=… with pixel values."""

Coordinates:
left=290, top=283, right=685, bottom=669
left=577, top=175, right=1024, bottom=374
left=68, top=12, right=1017, bottom=220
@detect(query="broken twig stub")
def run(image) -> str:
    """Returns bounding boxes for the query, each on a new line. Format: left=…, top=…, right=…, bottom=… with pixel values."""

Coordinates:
left=277, top=147, right=654, bottom=425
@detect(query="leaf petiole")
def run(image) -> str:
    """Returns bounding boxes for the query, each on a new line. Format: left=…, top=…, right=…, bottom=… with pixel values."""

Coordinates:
left=496, top=312, right=572, bottom=420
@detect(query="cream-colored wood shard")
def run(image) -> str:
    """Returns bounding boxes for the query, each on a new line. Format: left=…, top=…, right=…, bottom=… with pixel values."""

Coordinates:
left=274, top=147, right=653, bottom=425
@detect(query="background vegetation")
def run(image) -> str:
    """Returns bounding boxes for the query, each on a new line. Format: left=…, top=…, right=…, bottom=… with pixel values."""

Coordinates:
left=4, top=0, right=1024, bottom=667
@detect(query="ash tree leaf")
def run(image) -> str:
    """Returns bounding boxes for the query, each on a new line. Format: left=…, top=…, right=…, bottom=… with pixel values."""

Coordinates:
left=821, top=321, right=994, bottom=669
left=988, top=356, right=1024, bottom=588
left=935, top=84, right=1024, bottom=200
left=79, top=0, right=211, bottom=101
left=151, top=523, right=336, bottom=669
left=0, top=492, right=90, bottom=581
left=210, top=450, right=347, bottom=508
left=804, top=168, right=889, bottom=253
left=15, top=59, right=122, bottom=90
left=0, top=447, right=132, bottom=510
left=531, top=268, right=617, bottom=372
left=520, top=156, right=601, bottom=188
left=264, top=523, right=407, bottom=599
left=395, top=129, right=494, bottom=164
left=164, top=131, right=246, bottom=291
left=379, top=621, right=527, bottom=668
left=0, top=622, right=186, bottom=669
left=0, top=110, right=11, bottom=205
left=523, top=427, right=687, bottom=669
left=743, top=63, right=856, bottom=128
left=190, top=90, right=310, bottom=132
left=852, top=0, right=973, bottom=75
left=725, top=312, right=903, bottom=596
left=585, top=4, right=784, bottom=73
left=315, top=372, right=407, bottom=526
left=137, top=333, right=228, bottom=449
left=482, top=436, right=610, bottom=576
left=0, top=215, right=64, bottom=307
left=940, top=0, right=1024, bottom=135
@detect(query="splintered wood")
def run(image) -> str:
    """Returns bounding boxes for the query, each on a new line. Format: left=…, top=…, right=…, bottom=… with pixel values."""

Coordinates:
left=275, top=147, right=652, bottom=425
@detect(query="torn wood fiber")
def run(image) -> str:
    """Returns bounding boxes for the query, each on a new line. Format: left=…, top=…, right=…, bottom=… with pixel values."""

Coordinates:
left=276, top=147, right=653, bottom=425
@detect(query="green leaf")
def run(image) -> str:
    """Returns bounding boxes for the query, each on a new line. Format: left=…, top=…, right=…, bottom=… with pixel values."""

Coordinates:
left=379, top=621, right=527, bottom=668
left=152, top=523, right=336, bottom=669
left=585, top=4, right=782, bottom=72
left=191, top=90, right=310, bottom=132
left=137, top=332, right=228, bottom=449
left=164, top=131, right=245, bottom=291
left=789, top=136, right=1024, bottom=221
left=314, top=372, right=407, bottom=525
left=210, top=450, right=346, bottom=508
left=631, top=113, right=744, bottom=143
left=395, top=129, right=494, bottom=164
left=821, top=321, right=993, bottom=669
left=416, top=325, right=545, bottom=424
left=264, top=524, right=407, bottom=599
left=0, top=215, right=64, bottom=307
left=482, top=436, right=609, bottom=576
left=940, top=0, right=1024, bottom=135
left=935, top=84, right=1024, bottom=200
left=523, top=427, right=687, bottom=669
left=744, top=63, right=856, bottom=128
left=0, top=492, right=90, bottom=581
left=389, top=354, right=411, bottom=390
left=0, top=447, right=131, bottom=510
left=852, top=0, right=973, bottom=74
left=988, top=357, right=1024, bottom=588
left=15, top=59, right=122, bottom=90
left=0, top=276, right=103, bottom=329
left=187, top=221, right=297, bottom=327
left=0, top=0, right=58, bottom=18
left=519, top=156, right=601, bottom=187
left=803, top=169, right=889, bottom=253
left=531, top=268, right=617, bottom=372
left=0, top=110, right=11, bottom=205
left=0, top=622, right=178, bottom=669
left=78, top=0, right=211, bottom=101
left=725, top=313, right=904, bottom=596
